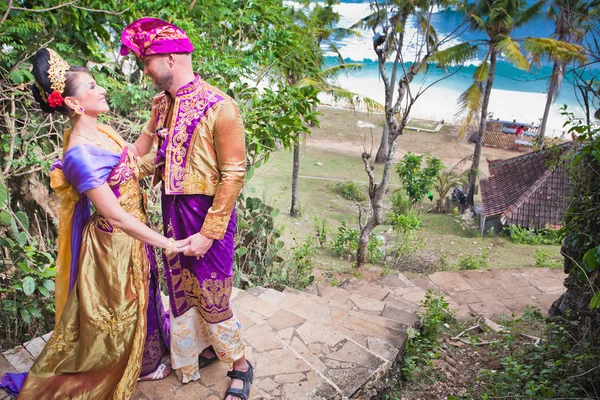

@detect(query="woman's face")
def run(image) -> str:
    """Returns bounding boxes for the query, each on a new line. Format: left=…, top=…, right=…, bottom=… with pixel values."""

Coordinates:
left=69, top=72, right=109, bottom=116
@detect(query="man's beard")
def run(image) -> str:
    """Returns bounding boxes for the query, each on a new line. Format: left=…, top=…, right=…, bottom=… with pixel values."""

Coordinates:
left=154, top=71, right=174, bottom=91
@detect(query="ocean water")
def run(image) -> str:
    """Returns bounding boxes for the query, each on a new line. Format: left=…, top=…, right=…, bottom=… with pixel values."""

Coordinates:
left=319, top=0, right=596, bottom=136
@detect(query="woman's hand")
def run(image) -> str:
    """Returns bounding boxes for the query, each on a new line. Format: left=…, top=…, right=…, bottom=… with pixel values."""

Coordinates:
left=172, top=238, right=191, bottom=254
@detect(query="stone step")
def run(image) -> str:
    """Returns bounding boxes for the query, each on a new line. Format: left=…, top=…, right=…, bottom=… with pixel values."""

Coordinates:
left=246, top=287, right=409, bottom=364
left=308, top=273, right=426, bottom=329
left=233, top=289, right=392, bottom=399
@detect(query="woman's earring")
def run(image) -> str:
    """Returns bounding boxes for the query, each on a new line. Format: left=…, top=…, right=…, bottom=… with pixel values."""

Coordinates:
left=75, top=106, right=84, bottom=115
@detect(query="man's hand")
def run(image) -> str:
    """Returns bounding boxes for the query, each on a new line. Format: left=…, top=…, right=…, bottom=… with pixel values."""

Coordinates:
left=183, top=232, right=214, bottom=258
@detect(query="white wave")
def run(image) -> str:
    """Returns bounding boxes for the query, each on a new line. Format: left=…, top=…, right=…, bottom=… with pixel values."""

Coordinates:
left=323, top=2, right=466, bottom=63
left=320, top=73, right=584, bottom=136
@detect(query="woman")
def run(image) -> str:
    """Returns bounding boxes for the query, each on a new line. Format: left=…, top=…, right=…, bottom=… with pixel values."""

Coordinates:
left=2, top=48, right=186, bottom=399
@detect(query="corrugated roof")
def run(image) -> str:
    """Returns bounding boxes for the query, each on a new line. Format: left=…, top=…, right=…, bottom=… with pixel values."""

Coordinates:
left=481, top=144, right=574, bottom=228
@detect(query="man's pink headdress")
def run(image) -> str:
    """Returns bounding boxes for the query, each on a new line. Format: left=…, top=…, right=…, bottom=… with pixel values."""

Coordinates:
left=120, top=18, right=194, bottom=58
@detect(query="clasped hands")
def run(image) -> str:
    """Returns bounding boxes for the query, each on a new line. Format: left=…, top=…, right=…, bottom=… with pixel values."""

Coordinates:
left=167, top=232, right=215, bottom=260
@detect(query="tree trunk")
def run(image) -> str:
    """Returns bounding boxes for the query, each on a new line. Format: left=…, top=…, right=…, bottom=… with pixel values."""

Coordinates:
left=290, top=138, right=301, bottom=217
left=374, top=123, right=389, bottom=164
left=539, top=61, right=563, bottom=147
left=357, top=142, right=396, bottom=266
left=467, top=49, right=498, bottom=209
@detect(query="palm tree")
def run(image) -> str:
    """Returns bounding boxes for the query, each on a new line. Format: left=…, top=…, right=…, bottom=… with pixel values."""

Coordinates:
left=538, top=0, right=598, bottom=146
left=440, top=0, right=586, bottom=208
left=288, top=0, right=379, bottom=217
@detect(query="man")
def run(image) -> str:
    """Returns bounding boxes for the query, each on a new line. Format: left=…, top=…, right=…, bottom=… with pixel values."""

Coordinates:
left=120, top=18, right=252, bottom=400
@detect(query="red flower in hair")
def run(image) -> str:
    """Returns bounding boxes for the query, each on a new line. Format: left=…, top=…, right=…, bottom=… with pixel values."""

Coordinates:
left=47, top=90, right=64, bottom=108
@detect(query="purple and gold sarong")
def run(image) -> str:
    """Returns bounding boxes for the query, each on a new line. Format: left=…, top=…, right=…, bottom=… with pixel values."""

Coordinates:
left=162, top=193, right=244, bottom=382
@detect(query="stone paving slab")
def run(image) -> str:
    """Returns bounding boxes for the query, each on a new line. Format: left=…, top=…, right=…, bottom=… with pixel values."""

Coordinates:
left=420, top=268, right=568, bottom=319
left=245, top=288, right=408, bottom=364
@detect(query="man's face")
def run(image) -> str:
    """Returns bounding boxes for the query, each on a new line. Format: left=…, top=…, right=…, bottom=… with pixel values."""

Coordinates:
left=142, top=54, right=173, bottom=91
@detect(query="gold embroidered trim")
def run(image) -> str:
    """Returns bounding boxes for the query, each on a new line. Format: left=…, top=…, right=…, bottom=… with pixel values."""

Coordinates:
left=92, top=307, right=136, bottom=336
left=200, top=214, right=230, bottom=239
left=46, top=321, right=74, bottom=353
left=182, top=172, right=219, bottom=194
left=168, top=261, right=234, bottom=322
left=112, top=241, right=148, bottom=399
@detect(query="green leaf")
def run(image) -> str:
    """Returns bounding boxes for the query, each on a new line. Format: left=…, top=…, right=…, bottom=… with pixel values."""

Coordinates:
left=235, top=247, right=248, bottom=257
left=16, top=232, right=27, bottom=247
left=271, top=208, right=280, bottom=218
left=38, top=286, right=51, bottom=298
left=0, top=211, right=12, bottom=227
left=28, top=308, right=42, bottom=318
left=16, top=210, right=29, bottom=231
left=0, top=237, right=15, bottom=248
left=22, top=276, right=36, bottom=295
left=17, top=263, right=31, bottom=275
left=20, top=308, right=31, bottom=325
left=43, top=279, right=55, bottom=292
left=591, top=292, right=600, bottom=310
left=8, top=70, right=24, bottom=84
left=0, top=181, right=8, bottom=205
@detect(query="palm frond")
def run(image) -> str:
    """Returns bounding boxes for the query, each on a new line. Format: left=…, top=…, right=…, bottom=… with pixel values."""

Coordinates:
left=522, top=37, right=586, bottom=64
left=470, top=14, right=487, bottom=32
left=331, top=27, right=361, bottom=42
left=496, top=35, right=530, bottom=70
left=349, top=8, right=386, bottom=30
left=429, top=42, right=479, bottom=67
left=321, top=63, right=364, bottom=79
left=327, top=42, right=347, bottom=65
left=473, top=52, right=490, bottom=82
left=515, top=0, right=546, bottom=27
left=304, top=79, right=384, bottom=113
left=456, top=82, right=483, bottom=138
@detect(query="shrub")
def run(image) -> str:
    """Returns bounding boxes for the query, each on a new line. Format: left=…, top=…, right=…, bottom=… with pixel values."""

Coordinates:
left=389, top=212, right=422, bottom=234
left=478, top=313, right=600, bottom=399
left=333, top=181, right=367, bottom=202
left=390, top=189, right=410, bottom=216
left=331, top=220, right=359, bottom=257
left=0, top=183, right=56, bottom=347
left=331, top=221, right=385, bottom=263
left=455, top=251, right=488, bottom=270
left=277, top=237, right=317, bottom=290
left=234, top=195, right=285, bottom=287
left=534, top=249, right=562, bottom=269
left=507, top=224, right=563, bottom=245
left=402, top=291, right=454, bottom=381
left=313, top=216, right=328, bottom=248
left=395, top=153, right=443, bottom=208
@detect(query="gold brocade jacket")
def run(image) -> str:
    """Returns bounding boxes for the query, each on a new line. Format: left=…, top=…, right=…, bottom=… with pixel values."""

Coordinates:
left=150, top=74, right=246, bottom=240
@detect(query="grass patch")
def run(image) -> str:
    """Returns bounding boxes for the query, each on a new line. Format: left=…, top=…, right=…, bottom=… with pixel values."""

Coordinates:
left=247, top=107, right=563, bottom=283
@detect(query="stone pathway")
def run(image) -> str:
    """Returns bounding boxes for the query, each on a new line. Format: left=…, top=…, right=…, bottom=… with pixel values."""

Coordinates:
left=412, top=267, right=567, bottom=320
left=1, top=267, right=566, bottom=399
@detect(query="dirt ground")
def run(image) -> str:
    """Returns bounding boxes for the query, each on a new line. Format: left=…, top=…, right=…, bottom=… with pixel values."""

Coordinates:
left=310, top=106, right=526, bottom=178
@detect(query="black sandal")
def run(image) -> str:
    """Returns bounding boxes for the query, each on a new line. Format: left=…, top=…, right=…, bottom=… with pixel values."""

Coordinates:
left=198, top=345, right=218, bottom=369
left=224, top=361, right=254, bottom=400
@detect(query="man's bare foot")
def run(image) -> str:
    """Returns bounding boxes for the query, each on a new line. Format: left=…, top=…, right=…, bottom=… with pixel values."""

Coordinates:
left=200, top=346, right=216, bottom=359
left=138, top=363, right=172, bottom=382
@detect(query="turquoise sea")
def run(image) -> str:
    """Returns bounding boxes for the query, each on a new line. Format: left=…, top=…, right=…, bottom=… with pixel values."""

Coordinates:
left=321, top=0, right=598, bottom=135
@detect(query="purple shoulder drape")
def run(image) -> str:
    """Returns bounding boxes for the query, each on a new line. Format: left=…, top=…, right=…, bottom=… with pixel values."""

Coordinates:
left=62, top=145, right=120, bottom=290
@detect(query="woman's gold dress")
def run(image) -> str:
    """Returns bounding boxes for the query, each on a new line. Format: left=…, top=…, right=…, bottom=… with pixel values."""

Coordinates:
left=18, top=126, right=163, bottom=399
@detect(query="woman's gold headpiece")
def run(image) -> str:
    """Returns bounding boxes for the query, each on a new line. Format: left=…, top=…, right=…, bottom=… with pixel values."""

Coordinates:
left=46, top=49, right=70, bottom=94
